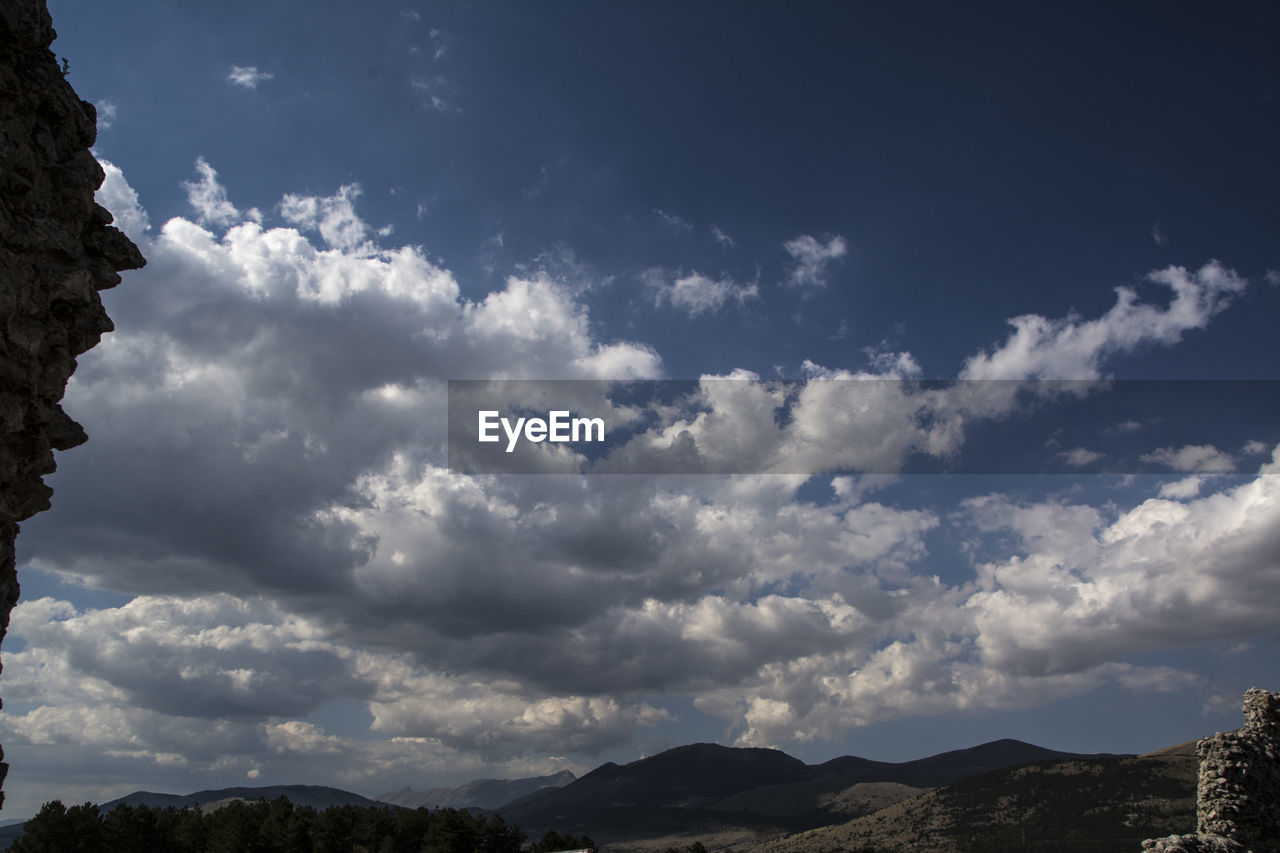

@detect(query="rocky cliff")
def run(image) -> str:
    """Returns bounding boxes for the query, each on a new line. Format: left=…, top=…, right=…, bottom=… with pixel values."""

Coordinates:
left=1143, top=688, right=1280, bottom=853
left=0, top=0, right=146, bottom=808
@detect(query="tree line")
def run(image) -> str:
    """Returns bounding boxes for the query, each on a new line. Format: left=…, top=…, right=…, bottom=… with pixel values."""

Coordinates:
left=10, top=797, right=596, bottom=853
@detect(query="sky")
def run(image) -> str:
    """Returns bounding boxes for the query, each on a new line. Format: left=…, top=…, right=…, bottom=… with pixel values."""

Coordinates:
left=3, top=0, right=1278, bottom=820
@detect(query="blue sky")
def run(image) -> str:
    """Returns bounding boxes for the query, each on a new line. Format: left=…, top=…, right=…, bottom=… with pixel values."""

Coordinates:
left=3, top=0, right=1278, bottom=819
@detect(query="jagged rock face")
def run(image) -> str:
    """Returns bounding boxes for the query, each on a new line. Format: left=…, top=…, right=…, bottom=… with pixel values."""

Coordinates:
left=1143, top=688, right=1280, bottom=853
left=0, top=0, right=146, bottom=808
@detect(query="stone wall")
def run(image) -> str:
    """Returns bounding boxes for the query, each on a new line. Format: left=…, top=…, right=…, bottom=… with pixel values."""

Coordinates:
left=0, top=0, right=146, bottom=808
left=1143, top=688, right=1280, bottom=853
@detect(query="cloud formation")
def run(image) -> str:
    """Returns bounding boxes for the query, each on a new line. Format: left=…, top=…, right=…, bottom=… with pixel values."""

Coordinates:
left=960, top=262, right=1248, bottom=380
left=181, top=157, right=240, bottom=228
left=227, top=65, right=274, bottom=89
left=783, top=234, right=847, bottom=290
left=7, top=159, right=1271, bottom=803
left=1141, top=444, right=1237, bottom=473
left=699, top=448, right=1280, bottom=745
left=647, top=270, right=759, bottom=316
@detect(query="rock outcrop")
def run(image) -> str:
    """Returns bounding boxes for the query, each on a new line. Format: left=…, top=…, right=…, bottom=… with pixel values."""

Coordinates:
left=1, top=0, right=146, bottom=808
left=1143, top=688, right=1280, bottom=853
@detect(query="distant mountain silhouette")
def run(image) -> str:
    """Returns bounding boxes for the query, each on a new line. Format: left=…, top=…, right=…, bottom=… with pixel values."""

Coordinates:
left=376, top=770, right=576, bottom=810
left=503, top=744, right=809, bottom=817
left=496, top=738, right=1118, bottom=841
left=99, top=784, right=388, bottom=813
left=0, top=739, right=1132, bottom=850
left=809, top=737, right=1093, bottom=788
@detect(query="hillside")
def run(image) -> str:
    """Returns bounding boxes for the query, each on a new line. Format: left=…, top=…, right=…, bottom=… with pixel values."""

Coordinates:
left=98, top=784, right=389, bottom=813
left=0, top=785, right=391, bottom=850
left=497, top=739, right=1117, bottom=845
left=753, top=752, right=1197, bottom=853
left=378, top=770, right=575, bottom=810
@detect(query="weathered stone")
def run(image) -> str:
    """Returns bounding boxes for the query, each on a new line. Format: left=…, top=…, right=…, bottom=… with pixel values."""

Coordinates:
left=1143, top=689, right=1280, bottom=853
left=0, top=0, right=146, bottom=808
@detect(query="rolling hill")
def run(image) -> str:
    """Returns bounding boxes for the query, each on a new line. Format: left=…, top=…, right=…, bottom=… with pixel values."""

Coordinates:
left=97, top=784, right=389, bottom=813
left=495, top=739, right=1118, bottom=845
left=377, top=770, right=576, bottom=810
left=753, top=751, right=1198, bottom=853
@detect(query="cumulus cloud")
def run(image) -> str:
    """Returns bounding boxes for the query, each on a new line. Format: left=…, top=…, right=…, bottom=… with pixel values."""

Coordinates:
left=697, top=448, right=1280, bottom=745
left=594, top=360, right=998, bottom=478
left=27, top=158, right=659, bottom=614
left=6, top=595, right=367, bottom=720
left=1141, top=444, right=1236, bottom=473
left=961, top=261, right=1248, bottom=380
left=227, top=65, right=274, bottom=89
left=96, top=160, right=150, bottom=241
left=1, top=594, right=664, bottom=762
left=9, top=159, right=1265, bottom=799
left=181, top=157, right=240, bottom=228
left=280, top=184, right=373, bottom=252
left=783, top=234, right=847, bottom=290
left=4, top=593, right=701, bottom=809
left=647, top=270, right=758, bottom=316
left=965, top=449, right=1280, bottom=673
left=1158, top=476, right=1204, bottom=499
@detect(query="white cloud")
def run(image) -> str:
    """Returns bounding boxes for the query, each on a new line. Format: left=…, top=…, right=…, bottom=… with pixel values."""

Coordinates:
left=227, top=65, right=274, bottom=89
left=711, top=225, right=735, bottom=247
left=1158, top=476, right=1204, bottom=499
left=1061, top=447, right=1105, bottom=468
left=1141, top=444, right=1236, bottom=473
left=653, top=209, right=693, bottom=233
left=181, top=157, right=240, bottom=228
left=967, top=448, right=1280, bottom=673
left=960, top=261, right=1248, bottom=380
left=783, top=234, right=847, bottom=290
left=1, top=594, right=664, bottom=763
left=280, top=184, right=372, bottom=252
left=4, top=595, right=368, bottom=720
left=697, top=447, right=1280, bottom=745
left=28, top=159, right=1264, bottom=795
left=96, top=160, right=150, bottom=241
left=599, top=362, right=987, bottom=478
left=94, top=99, right=117, bottom=129
left=648, top=270, right=758, bottom=316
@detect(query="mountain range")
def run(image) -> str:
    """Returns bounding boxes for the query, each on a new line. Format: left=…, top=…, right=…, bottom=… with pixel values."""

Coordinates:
left=492, top=739, right=1121, bottom=844
left=0, top=738, right=1199, bottom=851
left=0, top=786, right=387, bottom=850
left=754, top=743, right=1199, bottom=853
left=377, top=770, right=577, bottom=810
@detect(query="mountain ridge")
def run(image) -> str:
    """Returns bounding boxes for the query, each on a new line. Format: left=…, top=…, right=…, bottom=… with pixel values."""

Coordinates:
left=0, top=738, right=1142, bottom=850
left=376, top=770, right=577, bottom=810
left=494, top=737, right=1128, bottom=841
left=99, top=784, right=389, bottom=813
